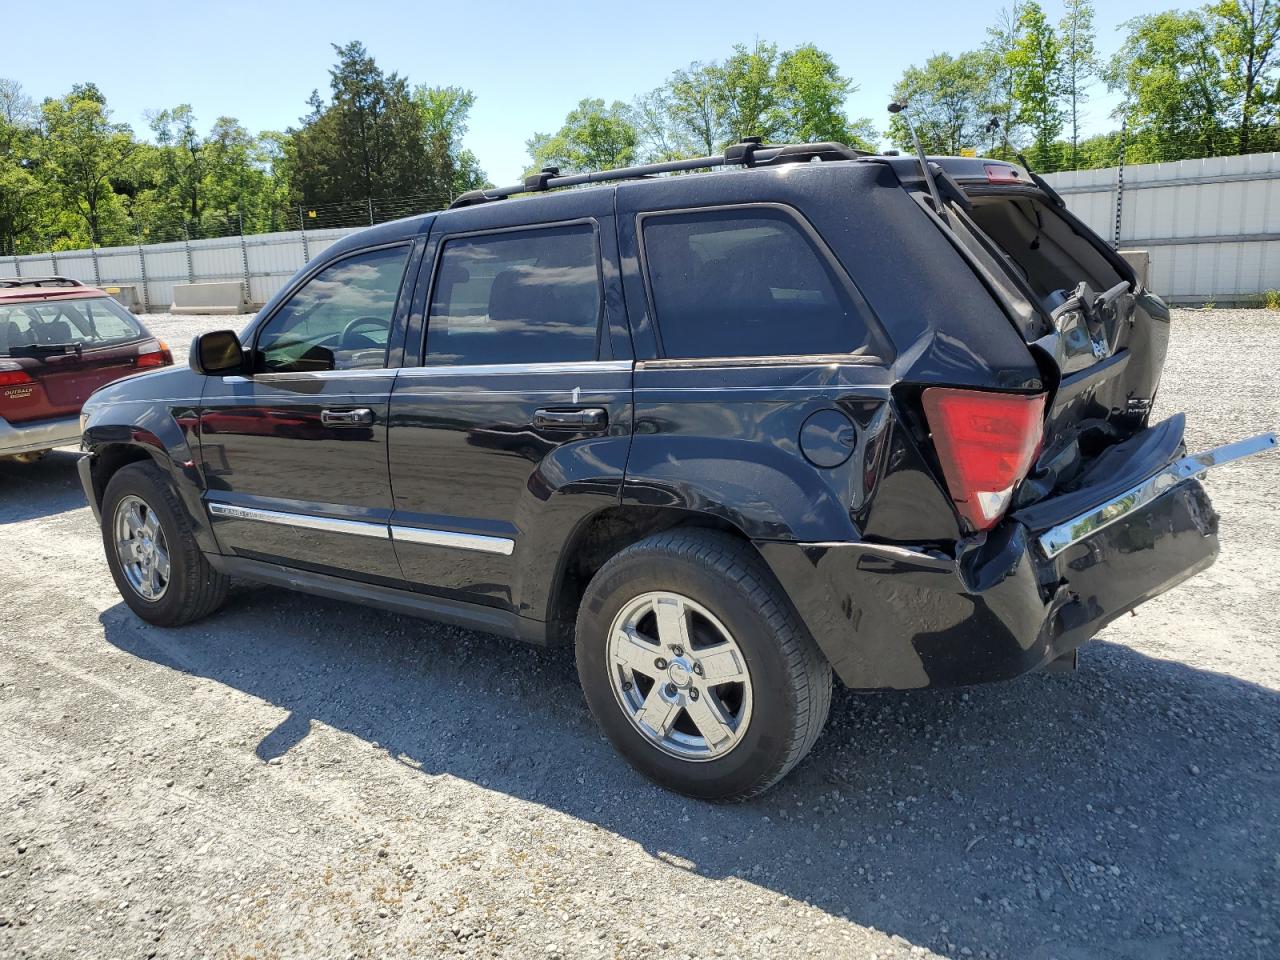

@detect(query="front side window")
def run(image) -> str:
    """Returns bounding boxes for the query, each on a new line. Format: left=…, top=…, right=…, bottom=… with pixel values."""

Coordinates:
left=256, top=245, right=410, bottom=373
left=642, top=208, right=873, bottom=360
left=0, top=296, right=142, bottom=356
left=426, top=223, right=601, bottom=366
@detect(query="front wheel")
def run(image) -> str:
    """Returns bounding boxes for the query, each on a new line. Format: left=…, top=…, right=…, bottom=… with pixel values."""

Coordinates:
left=576, top=529, right=832, bottom=801
left=101, top=461, right=227, bottom=626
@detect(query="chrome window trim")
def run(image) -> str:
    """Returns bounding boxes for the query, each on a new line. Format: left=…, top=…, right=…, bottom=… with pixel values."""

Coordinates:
left=397, top=359, right=632, bottom=379
left=207, top=502, right=389, bottom=540
left=390, top=525, right=515, bottom=556
left=1037, top=432, right=1277, bottom=558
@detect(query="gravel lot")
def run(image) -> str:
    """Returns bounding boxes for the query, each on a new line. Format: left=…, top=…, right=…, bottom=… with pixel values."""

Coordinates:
left=1, top=309, right=1277, bottom=960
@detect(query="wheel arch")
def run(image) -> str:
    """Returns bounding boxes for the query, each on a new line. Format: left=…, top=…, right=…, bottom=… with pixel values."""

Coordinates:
left=537, top=504, right=760, bottom=646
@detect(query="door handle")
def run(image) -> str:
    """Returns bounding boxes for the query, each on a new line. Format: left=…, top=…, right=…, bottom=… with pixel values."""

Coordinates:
left=321, top=408, right=374, bottom=426
left=534, top=407, right=608, bottom=431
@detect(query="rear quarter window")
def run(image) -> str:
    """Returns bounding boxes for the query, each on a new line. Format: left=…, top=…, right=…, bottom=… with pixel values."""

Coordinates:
left=640, top=207, right=880, bottom=360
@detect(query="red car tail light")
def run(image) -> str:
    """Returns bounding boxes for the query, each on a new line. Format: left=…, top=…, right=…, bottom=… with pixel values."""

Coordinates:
left=0, top=361, right=33, bottom=387
left=921, top=387, right=1046, bottom=532
left=136, top=339, right=172, bottom=369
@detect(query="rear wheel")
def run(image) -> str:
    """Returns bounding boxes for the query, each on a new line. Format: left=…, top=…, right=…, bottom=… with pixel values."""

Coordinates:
left=576, top=529, right=832, bottom=801
left=101, top=461, right=227, bottom=626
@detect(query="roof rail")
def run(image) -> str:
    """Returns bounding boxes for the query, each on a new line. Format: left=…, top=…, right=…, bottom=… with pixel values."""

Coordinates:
left=0, top=275, right=84, bottom=288
left=449, top=139, right=871, bottom=209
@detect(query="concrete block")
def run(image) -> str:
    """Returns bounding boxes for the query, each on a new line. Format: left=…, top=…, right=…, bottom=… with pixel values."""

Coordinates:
left=1119, top=249, right=1150, bottom=289
left=100, top=283, right=143, bottom=312
left=171, top=281, right=248, bottom=315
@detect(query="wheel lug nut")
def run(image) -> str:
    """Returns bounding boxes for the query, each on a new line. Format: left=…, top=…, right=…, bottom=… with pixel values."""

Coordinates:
left=689, top=688, right=699, bottom=701
left=655, top=657, right=667, bottom=670
left=665, top=683, right=677, bottom=697
left=693, top=662, right=703, bottom=676
left=670, top=645, right=684, bottom=657
left=622, top=680, right=633, bottom=691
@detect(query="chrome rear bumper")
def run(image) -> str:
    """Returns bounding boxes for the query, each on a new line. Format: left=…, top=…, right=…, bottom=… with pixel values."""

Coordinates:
left=0, top=414, right=82, bottom=457
left=1037, top=432, right=1277, bottom=558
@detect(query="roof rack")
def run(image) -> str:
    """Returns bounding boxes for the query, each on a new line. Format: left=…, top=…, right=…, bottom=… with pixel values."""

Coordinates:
left=0, top=276, right=85, bottom=288
left=449, top=139, right=871, bottom=209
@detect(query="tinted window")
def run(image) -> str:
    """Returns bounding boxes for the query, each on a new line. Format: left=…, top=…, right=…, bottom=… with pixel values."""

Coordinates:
left=0, top=296, right=143, bottom=357
left=426, top=224, right=600, bottom=366
left=256, top=245, right=409, bottom=373
left=642, top=208, right=871, bottom=359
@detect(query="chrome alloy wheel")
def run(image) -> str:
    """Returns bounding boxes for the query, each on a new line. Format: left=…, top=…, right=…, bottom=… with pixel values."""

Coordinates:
left=113, top=494, right=170, bottom=601
left=606, top=591, right=754, bottom=761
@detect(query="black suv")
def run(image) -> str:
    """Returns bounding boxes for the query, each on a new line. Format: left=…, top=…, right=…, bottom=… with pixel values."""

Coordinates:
left=79, top=142, right=1274, bottom=800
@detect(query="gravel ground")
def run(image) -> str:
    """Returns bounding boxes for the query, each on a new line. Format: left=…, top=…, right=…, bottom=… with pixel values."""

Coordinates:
left=1, top=309, right=1277, bottom=960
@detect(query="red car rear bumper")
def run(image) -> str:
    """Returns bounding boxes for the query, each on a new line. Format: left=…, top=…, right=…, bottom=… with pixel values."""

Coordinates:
left=0, top=413, right=81, bottom=457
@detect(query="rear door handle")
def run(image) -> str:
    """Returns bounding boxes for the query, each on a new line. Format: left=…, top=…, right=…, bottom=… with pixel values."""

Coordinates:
left=321, top=408, right=374, bottom=426
left=534, top=407, right=608, bottom=431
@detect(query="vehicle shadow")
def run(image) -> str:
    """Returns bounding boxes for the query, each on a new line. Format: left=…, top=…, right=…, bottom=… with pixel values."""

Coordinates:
left=100, top=587, right=1279, bottom=959
left=0, top=448, right=88, bottom=523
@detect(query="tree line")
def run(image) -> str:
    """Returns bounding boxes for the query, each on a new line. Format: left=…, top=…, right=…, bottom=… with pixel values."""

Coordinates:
left=3, top=1, right=1279, bottom=256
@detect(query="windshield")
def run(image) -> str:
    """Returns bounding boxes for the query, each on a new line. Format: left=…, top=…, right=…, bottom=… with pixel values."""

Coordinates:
left=0, top=296, right=144, bottom=356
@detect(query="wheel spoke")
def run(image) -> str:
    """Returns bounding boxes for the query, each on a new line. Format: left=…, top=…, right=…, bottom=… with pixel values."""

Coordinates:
left=612, top=626, right=661, bottom=679
left=684, top=691, right=735, bottom=751
left=142, top=509, right=160, bottom=539
left=653, top=595, right=692, bottom=652
left=125, top=504, right=144, bottom=537
left=153, top=543, right=170, bottom=582
left=634, top=687, right=682, bottom=739
left=696, top=640, right=747, bottom=685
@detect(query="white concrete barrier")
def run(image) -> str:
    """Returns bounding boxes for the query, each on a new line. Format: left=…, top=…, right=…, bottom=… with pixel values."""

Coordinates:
left=171, top=281, right=248, bottom=315
left=100, top=283, right=143, bottom=312
left=1119, top=250, right=1150, bottom=289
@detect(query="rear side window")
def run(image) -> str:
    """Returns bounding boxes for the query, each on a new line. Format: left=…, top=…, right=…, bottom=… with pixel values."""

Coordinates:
left=0, top=296, right=143, bottom=356
left=641, top=208, right=873, bottom=360
left=426, top=224, right=601, bottom=366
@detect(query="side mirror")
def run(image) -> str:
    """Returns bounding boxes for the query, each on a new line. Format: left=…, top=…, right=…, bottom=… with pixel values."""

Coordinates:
left=190, top=330, right=245, bottom=376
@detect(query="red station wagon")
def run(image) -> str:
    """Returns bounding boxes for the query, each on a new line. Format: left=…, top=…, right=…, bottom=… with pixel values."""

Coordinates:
left=0, top=277, right=172, bottom=462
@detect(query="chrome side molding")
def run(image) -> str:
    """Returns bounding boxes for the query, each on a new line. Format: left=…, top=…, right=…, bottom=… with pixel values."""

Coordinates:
left=207, top=502, right=390, bottom=539
left=206, top=501, right=516, bottom=556
left=1037, top=431, right=1277, bottom=559
left=389, top=525, right=515, bottom=556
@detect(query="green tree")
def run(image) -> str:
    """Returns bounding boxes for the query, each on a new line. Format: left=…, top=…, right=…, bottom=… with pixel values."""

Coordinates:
left=1059, top=0, right=1098, bottom=168
left=1210, top=0, right=1280, bottom=153
left=39, top=84, right=137, bottom=246
left=721, top=40, right=782, bottom=142
left=147, top=104, right=203, bottom=225
left=1106, top=10, right=1229, bottom=161
left=666, top=62, right=728, bottom=155
left=889, top=51, right=996, bottom=155
left=526, top=98, right=638, bottom=174
left=0, top=81, right=42, bottom=255
left=1009, top=1, right=1066, bottom=170
left=287, top=42, right=434, bottom=205
left=413, top=85, right=489, bottom=196
left=985, top=6, right=1024, bottom=156
left=773, top=44, right=875, bottom=147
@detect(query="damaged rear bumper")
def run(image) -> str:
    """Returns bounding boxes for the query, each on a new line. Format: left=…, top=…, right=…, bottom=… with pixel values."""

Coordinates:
left=758, top=431, right=1276, bottom=690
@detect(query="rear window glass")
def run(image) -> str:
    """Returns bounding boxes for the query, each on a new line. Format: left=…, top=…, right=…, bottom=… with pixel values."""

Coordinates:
left=641, top=208, right=875, bottom=360
left=0, top=297, right=143, bottom=357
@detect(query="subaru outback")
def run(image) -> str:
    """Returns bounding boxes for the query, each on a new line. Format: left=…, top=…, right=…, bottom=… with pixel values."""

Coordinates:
left=77, top=141, right=1275, bottom=800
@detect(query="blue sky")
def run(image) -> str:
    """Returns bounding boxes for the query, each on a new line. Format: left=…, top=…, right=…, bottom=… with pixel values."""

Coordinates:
left=8, top=0, right=1168, bottom=183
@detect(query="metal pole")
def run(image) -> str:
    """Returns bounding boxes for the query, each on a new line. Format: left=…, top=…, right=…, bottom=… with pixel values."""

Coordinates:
left=50, top=246, right=58, bottom=276
left=90, top=245, right=101, bottom=285
left=368, top=197, right=375, bottom=225
left=183, top=224, right=194, bottom=283
left=1114, top=120, right=1128, bottom=250
left=137, top=241, right=151, bottom=312
left=12, top=255, right=20, bottom=278
left=238, top=212, right=251, bottom=307
left=298, top=206, right=310, bottom=263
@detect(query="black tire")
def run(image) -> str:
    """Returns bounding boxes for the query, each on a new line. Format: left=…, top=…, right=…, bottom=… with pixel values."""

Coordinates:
left=575, top=529, right=832, bottom=801
left=100, top=461, right=227, bottom=626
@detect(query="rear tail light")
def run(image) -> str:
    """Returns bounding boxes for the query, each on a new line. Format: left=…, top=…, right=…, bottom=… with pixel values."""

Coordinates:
left=136, top=339, right=172, bottom=368
left=921, top=387, right=1046, bottom=532
left=0, top=361, right=33, bottom=387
